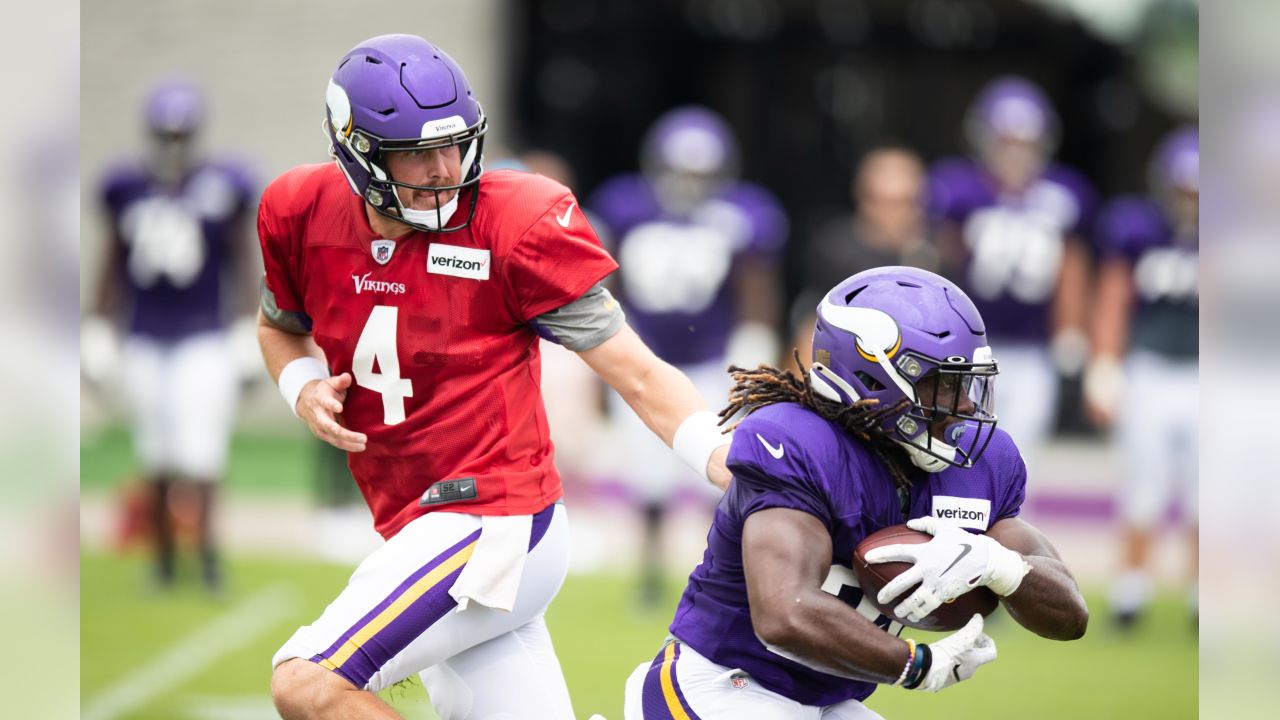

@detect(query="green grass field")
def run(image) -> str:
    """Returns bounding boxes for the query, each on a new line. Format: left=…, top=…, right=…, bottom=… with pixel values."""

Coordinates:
left=82, top=429, right=1197, bottom=719
left=81, top=550, right=1196, bottom=719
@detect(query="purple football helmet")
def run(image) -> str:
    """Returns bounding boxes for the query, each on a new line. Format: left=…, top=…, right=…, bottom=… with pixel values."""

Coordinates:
left=965, top=75, right=1059, bottom=148
left=811, top=266, right=998, bottom=471
left=325, top=34, right=487, bottom=233
left=1150, top=125, right=1198, bottom=194
left=145, top=77, right=204, bottom=136
left=640, top=105, right=740, bottom=215
left=965, top=76, right=1059, bottom=192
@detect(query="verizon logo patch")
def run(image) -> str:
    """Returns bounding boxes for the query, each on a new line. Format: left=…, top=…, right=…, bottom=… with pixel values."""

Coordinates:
left=931, top=495, right=992, bottom=530
left=427, top=244, right=490, bottom=281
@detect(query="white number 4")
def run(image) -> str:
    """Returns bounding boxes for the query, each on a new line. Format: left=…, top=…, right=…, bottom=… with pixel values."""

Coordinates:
left=352, top=305, right=413, bottom=425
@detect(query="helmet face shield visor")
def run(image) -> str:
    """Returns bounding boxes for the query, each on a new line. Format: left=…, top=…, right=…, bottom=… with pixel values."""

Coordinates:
left=896, top=351, right=999, bottom=468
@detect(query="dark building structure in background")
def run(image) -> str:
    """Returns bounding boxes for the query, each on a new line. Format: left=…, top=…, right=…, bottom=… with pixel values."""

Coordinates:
left=508, top=0, right=1195, bottom=433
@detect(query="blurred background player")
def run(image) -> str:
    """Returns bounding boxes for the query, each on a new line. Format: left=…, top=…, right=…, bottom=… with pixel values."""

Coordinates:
left=86, top=77, right=258, bottom=592
left=928, top=76, right=1096, bottom=456
left=1087, top=126, right=1199, bottom=628
left=587, top=105, right=788, bottom=606
left=791, top=145, right=939, bottom=369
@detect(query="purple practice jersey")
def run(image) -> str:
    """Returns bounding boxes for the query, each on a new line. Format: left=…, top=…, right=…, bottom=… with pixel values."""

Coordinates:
left=587, top=174, right=786, bottom=365
left=929, top=159, right=1096, bottom=341
left=1096, top=197, right=1198, bottom=359
left=668, top=402, right=1027, bottom=707
left=101, top=159, right=256, bottom=339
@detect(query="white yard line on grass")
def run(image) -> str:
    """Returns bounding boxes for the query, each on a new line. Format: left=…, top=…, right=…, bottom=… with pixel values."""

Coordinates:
left=82, top=584, right=297, bottom=720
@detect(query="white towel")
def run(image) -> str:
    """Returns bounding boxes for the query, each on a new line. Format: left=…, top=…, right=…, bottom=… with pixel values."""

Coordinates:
left=448, top=513, right=534, bottom=612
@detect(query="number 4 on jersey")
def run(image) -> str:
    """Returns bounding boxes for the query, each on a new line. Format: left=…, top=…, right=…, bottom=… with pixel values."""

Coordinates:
left=352, top=305, right=413, bottom=425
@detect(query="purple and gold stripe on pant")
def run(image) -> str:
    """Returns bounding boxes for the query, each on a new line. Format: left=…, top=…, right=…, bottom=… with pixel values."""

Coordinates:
left=641, top=641, right=701, bottom=720
left=310, top=503, right=557, bottom=689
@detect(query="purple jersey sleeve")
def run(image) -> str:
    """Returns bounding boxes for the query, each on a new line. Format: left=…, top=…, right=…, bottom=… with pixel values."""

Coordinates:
left=1042, top=164, right=1099, bottom=240
left=722, top=181, right=788, bottom=256
left=726, top=406, right=843, bottom=529
left=927, top=158, right=991, bottom=223
left=984, top=427, right=1027, bottom=521
left=99, top=160, right=147, bottom=219
left=1096, top=196, right=1167, bottom=261
left=585, top=173, right=660, bottom=250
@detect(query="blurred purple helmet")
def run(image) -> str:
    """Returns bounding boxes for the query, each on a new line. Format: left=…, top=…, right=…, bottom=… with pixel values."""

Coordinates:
left=1150, top=125, right=1198, bottom=194
left=965, top=75, right=1059, bottom=150
left=145, top=78, right=204, bottom=135
left=325, top=34, right=487, bottom=232
left=811, top=266, right=998, bottom=471
left=641, top=105, right=739, bottom=213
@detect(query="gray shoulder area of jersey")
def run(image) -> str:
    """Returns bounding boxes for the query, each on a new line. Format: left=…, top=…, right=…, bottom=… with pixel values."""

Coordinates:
left=531, top=284, right=625, bottom=352
left=259, top=278, right=312, bottom=334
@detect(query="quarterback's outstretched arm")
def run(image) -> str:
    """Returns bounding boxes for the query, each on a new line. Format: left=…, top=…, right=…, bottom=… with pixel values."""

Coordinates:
left=577, top=323, right=731, bottom=490
left=986, top=517, right=1089, bottom=640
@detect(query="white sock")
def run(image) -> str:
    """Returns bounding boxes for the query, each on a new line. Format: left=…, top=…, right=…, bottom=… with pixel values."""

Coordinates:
left=1109, top=570, right=1152, bottom=614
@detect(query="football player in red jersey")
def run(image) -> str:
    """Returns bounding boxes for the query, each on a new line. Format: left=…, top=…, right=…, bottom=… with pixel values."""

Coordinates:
left=260, top=35, right=732, bottom=719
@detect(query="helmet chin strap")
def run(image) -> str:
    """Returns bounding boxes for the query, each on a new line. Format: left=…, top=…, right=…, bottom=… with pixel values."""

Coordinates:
left=401, top=193, right=459, bottom=229
left=896, top=436, right=957, bottom=473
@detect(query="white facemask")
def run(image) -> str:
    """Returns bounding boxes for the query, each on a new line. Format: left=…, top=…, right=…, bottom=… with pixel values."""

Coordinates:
left=393, top=137, right=479, bottom=230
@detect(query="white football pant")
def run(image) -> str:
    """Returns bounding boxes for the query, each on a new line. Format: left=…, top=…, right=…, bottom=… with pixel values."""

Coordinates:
left=624, top=640, right=885, bottom=720
left=272, top=503, right=574, bottom=719
left=122, top=330, right=237, bottom=480
left=1117, top=350, right=1199, bottom=529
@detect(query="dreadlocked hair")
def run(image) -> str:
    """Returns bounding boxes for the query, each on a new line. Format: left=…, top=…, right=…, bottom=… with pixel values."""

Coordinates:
left=717, top=350, right=916, bottom=492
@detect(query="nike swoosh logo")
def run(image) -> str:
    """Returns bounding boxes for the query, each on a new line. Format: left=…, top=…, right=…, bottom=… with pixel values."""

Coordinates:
left=756, top=433, right=784, bottom=459
left=939, top=543, right=972, bottom=577
left=556, top=201, right=576, bottom=228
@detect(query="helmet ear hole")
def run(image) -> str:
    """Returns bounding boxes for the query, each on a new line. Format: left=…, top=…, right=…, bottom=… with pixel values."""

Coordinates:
left=854, top=371, right=884, bottom=391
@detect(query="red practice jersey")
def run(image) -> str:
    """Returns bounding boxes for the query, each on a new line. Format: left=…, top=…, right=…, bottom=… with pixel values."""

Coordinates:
left=259, top=164, right=617, bottom=538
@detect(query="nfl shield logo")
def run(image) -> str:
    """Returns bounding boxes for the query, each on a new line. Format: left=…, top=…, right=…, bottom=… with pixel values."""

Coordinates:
left=372, top=239, right=396, bottom=265
left=730, top=673, right=749, bottom=689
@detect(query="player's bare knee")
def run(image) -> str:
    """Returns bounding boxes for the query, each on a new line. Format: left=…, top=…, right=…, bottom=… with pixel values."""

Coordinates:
left=272, top=658, right=355, bottom=718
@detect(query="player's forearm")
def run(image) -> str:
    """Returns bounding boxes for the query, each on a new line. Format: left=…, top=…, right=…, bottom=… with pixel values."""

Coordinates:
left=752, top=589, right=908, bottom=683
left=1051, top=238, right=1090, bottom=333
left=582, top=325, right=709, bottom=446
left=1000, top=555, right=1088, bottom=640
left=625, top=359, right=709, bottom=446
left=257, top=310, right=324, bottom=382
left=1089, top=261, right=1133, bottom=360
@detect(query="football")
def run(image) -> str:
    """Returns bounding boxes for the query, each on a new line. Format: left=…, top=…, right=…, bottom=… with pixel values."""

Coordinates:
left=853, top=524, right=999, bottom=632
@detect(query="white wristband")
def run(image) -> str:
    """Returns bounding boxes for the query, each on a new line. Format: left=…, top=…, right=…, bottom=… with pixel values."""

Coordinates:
left=673, top=410, right=731, bottom=482
left=278, top=356, right=329, bottom=416
left=987, top=548, right=1033, bottom=597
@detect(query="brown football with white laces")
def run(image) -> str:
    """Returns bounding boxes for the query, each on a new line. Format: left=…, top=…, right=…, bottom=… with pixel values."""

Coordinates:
left=853, top=523, right=998, bottom=632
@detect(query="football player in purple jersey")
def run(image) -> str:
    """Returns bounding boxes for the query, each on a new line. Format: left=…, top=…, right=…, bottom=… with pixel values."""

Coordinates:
left=1086, top=126, right=1199, bottom=628
left=89, top=77, right=258, bottom=592
left=624, top=267, right=1087, bottom=719
left=929, top=76, right=1096, bottom=456
left=589, top=106, right=789, bottom=606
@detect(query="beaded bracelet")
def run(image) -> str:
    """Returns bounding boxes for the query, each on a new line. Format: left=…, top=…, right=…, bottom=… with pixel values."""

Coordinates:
left=894, top=639, right=917, bottom=686
left=903, top=642, right=932, bottom=689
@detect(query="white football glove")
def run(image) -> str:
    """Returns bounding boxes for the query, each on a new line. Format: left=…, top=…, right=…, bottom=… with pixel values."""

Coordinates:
left=865, top=516, right=1031, bottom=624
left=907, top=614, right=998, bottom=692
